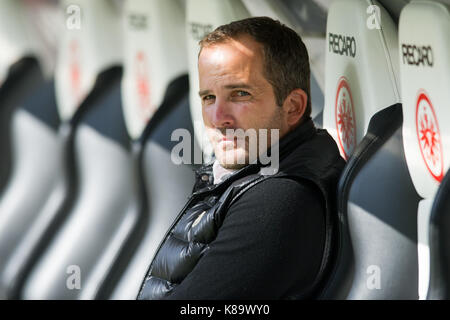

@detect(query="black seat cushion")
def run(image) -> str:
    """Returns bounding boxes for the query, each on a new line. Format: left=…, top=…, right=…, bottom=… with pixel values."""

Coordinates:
left=428, top=171, right=450, bottom=299
left=322, top=104, right=421, bottom=299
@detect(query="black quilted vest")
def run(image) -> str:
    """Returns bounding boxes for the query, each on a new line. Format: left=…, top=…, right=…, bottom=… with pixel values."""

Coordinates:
left=137, top=119, right=345, bottom=299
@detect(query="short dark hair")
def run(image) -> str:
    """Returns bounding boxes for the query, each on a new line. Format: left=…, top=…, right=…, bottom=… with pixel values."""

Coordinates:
left=199, top=16, right=311, bottom=119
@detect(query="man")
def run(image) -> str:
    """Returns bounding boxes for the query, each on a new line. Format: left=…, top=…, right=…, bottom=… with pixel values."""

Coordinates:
left=137, top=17, right=345, bottom=300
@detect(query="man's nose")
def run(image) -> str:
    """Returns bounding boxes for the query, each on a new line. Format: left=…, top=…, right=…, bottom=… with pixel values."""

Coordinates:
left=209, top=99, right=235, bottom=128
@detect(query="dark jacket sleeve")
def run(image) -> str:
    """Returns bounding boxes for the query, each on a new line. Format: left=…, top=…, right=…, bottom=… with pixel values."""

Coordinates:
left=164, top=177, right=326, bottom=299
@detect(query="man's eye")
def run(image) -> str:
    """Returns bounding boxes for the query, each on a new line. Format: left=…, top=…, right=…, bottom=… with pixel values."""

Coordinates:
left=202, top=95, right=215, bottom=102
left=236, top=91, right=250, bottom=97
left=231, top=91, right=251, bottom=99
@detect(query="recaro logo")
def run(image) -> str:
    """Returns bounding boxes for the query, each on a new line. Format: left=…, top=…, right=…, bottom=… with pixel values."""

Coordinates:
left=129, top=13, right=148, bottom=30
left=328, top=33, right=357, bottom=58
left=401, top=44, right=434, bottom=67
left=189, top=22, right=213, bottom=41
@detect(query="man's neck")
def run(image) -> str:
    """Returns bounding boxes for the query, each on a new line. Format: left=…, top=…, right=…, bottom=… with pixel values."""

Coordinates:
left=212, top=160, right=238, bottom=185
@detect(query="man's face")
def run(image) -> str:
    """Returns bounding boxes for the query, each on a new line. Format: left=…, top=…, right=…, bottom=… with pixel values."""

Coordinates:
left=198, top=35, right=290, bottom=169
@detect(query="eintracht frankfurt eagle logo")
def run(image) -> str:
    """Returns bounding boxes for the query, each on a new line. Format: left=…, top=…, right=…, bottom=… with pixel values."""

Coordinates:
left=335, top=77, right=356, bottom=160
left=69, top=39, right=81, bottom=104
left=416, top=91, right=443, bottom=182
left=135, top=51, right=151, bottom=121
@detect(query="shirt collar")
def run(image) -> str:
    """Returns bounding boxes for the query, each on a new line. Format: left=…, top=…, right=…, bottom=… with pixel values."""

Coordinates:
left=212, top=160, right=236, bottom=185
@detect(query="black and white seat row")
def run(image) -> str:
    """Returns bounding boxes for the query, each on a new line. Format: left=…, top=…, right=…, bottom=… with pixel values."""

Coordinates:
left=0, top=0, right=449, bottom=300
left=0, top=0, right=198, bottom=299
left=321, top=0, right=450, bottom=300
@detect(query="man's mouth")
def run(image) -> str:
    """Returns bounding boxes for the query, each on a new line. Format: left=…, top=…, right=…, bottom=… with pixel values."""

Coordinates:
left=219, top=138, right=234, bottom=145
left=218, top=136, right=238, bottom=150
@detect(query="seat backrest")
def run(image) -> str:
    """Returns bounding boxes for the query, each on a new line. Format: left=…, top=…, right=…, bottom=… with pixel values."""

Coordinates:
left=21, top=69, right=134, bottom=300
left=322, top=0, right=400, bottom=160
left=399, top=0, right=450, bottom=299
left=0, top=0, right=36, bottom=85
left=0, top=78, right=61, bottom=299
left=0, top=58, right=44, bottom=191
left=110, top=74, right=198, bottom=300
left=428, top=171, right=450, bottom=299
left=19, top=0, right=134, bottom=300
left=186, top=0, right=250, bottom=160
left=55, top=0, right=122, bottom=121
left=322, top=103, right=421, bottom=299
left=321, top=0, right=423, bottom=300
left=0, top=0, right=48, bottom=190
left=107, top=0, right=199, bottom=299
left=121, top=0, right=188, bottom=140
left=0, top=1, right=62, bottom=298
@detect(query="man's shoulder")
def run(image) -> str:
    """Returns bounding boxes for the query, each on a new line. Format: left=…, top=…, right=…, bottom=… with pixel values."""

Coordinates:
left=248, top=176, right=322, bottom=200
left=221, top=175, right=326, bottom=238
left=229, top=175, right=325, bottom=216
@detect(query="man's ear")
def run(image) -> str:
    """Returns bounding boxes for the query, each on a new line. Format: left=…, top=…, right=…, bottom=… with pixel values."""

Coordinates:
left=282, top=88, right=308, bottom=128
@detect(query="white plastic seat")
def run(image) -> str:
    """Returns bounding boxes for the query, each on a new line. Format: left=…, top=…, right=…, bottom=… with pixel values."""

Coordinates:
left=0, top=0, right=47, bottom=191
left=20, top=0, right=130, bottom=300
left=108, top=0, right=197, bottom=299
left=0, top=0, right=59, bottom=299
left=320, top=0, right=423, bottom=300
left=399, top=0, right=450, bottom=300
left=322, top=0, right=400, bottom=160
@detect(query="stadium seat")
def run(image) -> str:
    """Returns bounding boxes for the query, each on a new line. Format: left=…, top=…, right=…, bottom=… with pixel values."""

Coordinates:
left=186, top=0, right=251, bottom=161
left=0, top=0, right=47, bottom=191
left=321, top=103, right=421, bottom=299
left=398, top=0, right=450, bottom=299
left=320, top=0, right=422, bottom=299
left=20, top=0, right=132, bottom=299
left=322, top=0, right=400, bottom=160
left=0, top=79, right=62, bottom=299
left=0, top=59, right=44, bottom=191
left=428, top=171, right=450, bottom=299
left=0, top=0, right=59, bottom=299
left=107, top=0, right=199, bottom=299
